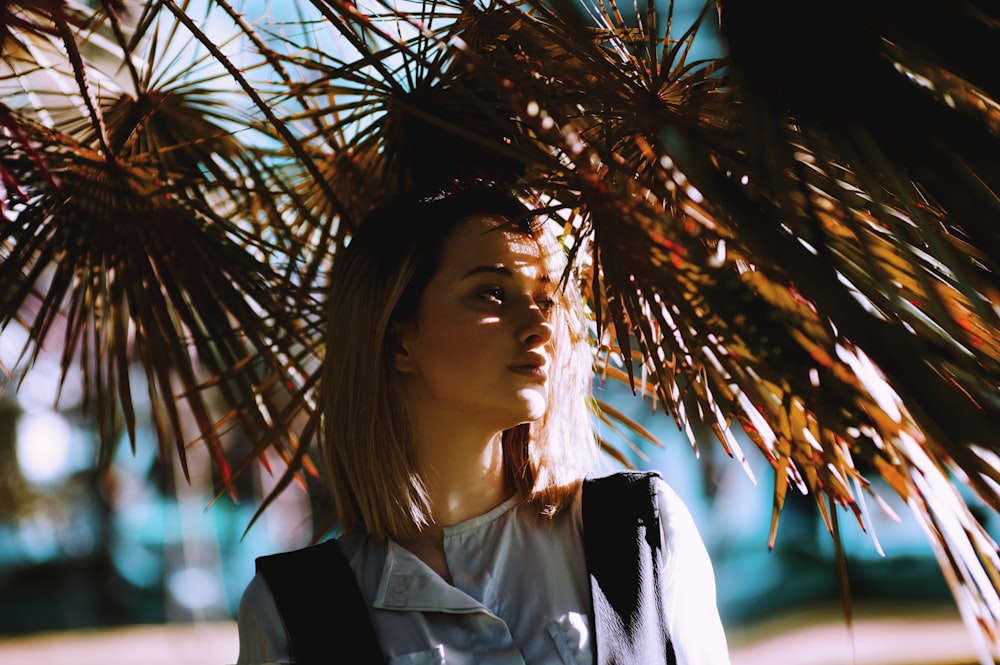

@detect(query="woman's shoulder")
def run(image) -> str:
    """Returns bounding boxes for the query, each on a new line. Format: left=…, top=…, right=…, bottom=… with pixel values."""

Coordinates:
left=235, top=573, right=291, bottom=665
left=583, top=469, right=674, bottom=500
left=584, top=469, right=695, bottom=529
left=238, top=571, right=274, bottom=611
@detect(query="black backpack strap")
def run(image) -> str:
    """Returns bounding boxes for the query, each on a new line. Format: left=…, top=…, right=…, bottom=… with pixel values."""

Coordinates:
left=255, top=538, right=383, bottom=664
left=583, top=471, right=677, bottom=665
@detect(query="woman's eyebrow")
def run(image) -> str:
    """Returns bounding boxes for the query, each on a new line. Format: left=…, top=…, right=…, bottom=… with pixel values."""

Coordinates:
left=460, top=265, right=552, bottom=283
left=460, top=264, right=513, bottom=279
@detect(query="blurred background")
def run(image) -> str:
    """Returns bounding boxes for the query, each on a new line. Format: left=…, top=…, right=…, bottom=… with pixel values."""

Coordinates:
left=0, top=357, right=989, bottom=664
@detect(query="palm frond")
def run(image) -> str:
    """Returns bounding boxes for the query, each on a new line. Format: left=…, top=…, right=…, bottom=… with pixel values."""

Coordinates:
left=0, top=1, right=323, bottom=496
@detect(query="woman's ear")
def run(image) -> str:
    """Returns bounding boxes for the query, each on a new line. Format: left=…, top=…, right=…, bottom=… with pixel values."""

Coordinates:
left=390, top=321, right=416, bottom=373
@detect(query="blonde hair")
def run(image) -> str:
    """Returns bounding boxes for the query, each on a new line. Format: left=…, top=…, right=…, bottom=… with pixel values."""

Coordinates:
left=320, top=186, right=597, bottom=541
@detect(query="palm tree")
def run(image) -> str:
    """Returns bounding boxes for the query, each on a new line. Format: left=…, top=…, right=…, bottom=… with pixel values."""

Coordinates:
left=1, top=0, right=998, bottom=659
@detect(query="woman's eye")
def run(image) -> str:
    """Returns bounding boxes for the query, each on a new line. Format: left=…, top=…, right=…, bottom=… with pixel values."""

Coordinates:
left=537, top=294, right=557, bottom=313
left=478, top=287, right=504, bottom=304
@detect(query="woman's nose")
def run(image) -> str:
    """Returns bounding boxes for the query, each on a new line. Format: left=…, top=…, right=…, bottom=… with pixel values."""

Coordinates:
left=519, top=301, right=553, bottom=347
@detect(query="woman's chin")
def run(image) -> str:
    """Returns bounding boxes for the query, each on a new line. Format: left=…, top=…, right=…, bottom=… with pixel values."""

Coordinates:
left=517, top=390, right=549, bottom=422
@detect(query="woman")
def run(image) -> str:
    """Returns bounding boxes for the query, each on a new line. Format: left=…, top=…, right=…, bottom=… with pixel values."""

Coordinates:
left=236, top=185, right=730, bottom=664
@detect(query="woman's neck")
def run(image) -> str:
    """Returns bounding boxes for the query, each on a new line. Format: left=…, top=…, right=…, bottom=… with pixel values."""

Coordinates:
left=400, top=424, right=512, bottom=584
left=412, top=426, right=512, bottom=527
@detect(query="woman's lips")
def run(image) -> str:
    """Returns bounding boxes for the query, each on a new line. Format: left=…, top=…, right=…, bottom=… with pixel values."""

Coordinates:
left=509, top=364, right=548, bottom=380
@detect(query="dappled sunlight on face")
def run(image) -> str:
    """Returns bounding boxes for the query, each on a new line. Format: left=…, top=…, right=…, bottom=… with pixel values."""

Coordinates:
left=395, top=214, right=556, bottom=434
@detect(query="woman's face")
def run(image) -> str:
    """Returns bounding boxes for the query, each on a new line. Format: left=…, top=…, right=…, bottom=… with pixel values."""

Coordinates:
left=394, top=214, right=556, bottom=435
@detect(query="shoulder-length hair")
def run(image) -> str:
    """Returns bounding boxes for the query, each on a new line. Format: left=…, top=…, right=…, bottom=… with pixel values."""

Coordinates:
left=320, top=186, right=598, bottom=541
